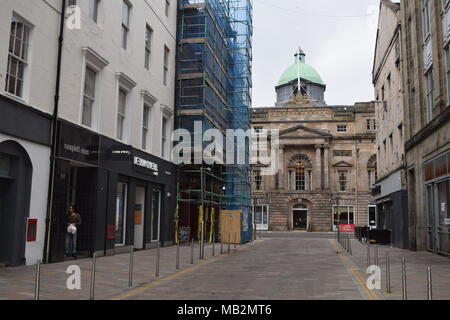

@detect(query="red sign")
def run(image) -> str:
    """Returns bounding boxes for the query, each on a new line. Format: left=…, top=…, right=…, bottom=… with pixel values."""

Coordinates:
left=339, top=224, right=356, bottom=232
left=26, top=219, right=38, bottom=242
left=106, top=226, right=116, bottom=240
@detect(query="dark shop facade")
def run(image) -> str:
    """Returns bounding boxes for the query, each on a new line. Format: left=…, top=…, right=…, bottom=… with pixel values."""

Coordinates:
left=48, top=120, right=177, bottom=262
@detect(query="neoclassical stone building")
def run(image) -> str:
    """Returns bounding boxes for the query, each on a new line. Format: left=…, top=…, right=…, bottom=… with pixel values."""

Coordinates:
left=251, top=49, right=377, bottom=232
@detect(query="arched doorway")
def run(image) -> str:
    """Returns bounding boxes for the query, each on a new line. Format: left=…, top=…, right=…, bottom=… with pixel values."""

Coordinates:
left=0, top=140, right=32, bottom=267
left=292, top=204, right=308, bottom=230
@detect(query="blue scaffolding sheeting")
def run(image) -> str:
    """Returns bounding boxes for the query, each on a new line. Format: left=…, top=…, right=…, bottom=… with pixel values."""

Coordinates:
left=176, top=0, right=253, bottom=242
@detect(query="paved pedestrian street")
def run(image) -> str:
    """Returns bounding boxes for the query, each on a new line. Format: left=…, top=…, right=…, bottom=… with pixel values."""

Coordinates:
left=1, top=233, right=450, bottom=300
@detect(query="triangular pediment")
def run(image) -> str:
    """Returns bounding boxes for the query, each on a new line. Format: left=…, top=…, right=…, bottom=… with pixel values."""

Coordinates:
left=279, top=124, right=332, bottom=138
left=333, top=161, right=353, bottom=168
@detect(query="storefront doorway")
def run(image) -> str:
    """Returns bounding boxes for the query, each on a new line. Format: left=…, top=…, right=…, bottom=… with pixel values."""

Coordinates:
left=293, top=205, right=308, bottom=230
left=253, top=205, right=269, bottom=231
left=426, top=179, right=450, bottom=255
left=0, top=141, right=32, bottom=267
left=134, top=186, right=146, bottom=250
left=150, top=189, right=161, bottom=242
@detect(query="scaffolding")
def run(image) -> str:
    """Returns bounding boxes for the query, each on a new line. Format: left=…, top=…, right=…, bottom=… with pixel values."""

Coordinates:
left=176, top=0, right=253, bottom=243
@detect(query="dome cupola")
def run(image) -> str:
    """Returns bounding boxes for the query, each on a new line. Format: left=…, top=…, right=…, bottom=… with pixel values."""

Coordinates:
left=275, top=48, right=326, bottom=105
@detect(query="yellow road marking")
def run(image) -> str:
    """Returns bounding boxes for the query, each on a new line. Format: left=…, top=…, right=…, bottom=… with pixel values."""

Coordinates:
left=111, top=240, right=262, bottom=300
left=329, top=239, right=382, bottom=300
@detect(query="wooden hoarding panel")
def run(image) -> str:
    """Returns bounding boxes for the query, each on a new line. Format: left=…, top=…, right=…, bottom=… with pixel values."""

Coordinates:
left=220, top=210, right=242, bottom=244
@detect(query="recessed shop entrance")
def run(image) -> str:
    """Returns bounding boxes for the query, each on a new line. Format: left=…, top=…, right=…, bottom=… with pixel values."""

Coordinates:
left=50, top=160, right=98, bottom=262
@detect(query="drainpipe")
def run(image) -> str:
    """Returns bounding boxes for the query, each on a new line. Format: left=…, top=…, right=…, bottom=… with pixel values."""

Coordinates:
left=43, top=0, right=66, bottom=264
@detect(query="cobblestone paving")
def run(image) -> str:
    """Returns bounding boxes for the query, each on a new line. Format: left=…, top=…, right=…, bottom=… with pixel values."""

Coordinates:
left=348, top=238, right=450, bottom=300
left=120, top=237, right=364, bottom=300
left=1, top=233, right=449, bottom=300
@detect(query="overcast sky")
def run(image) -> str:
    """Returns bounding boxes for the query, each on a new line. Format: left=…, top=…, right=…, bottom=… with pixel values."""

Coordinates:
left=252, top=0, right=380, bottom=107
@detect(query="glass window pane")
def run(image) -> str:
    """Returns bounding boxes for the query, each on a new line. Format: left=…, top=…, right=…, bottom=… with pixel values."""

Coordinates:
left=152, top=190, right=160, bottom=241
left=82, top=97, right=93, bottom=127
left=118, top=90, right=126, bottom=114
left=115, top=183, right=127, bottom=245
left=84, top=68, right=96, bottom=98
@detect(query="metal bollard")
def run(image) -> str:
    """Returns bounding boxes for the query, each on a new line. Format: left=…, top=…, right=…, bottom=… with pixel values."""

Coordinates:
left=220, top=240, right=223, bottom=255
left=200, top=221, right=205, bottom=260
left=89, top=253, right=96, bottom=300
left=34, top=259, right=41, bottom=301
left=212, top=232, right=216, bottom=257
left=190, top=239, right=194, bottom=265
left=367, top=245, right=371, bottom=267
left=375, top=246, right=379, bottom=267
left=234, top=233, right=237, bottom=251
left=155, top=242, right=160, bottom=278
left=386, top=250, right=391, bottom=293
left=128, top=246, right=134, bottom=287
left=348, top=235, right=352, bottom=255
left=176, top=241, right=180, bottom=270
left=402, top=258, right=407, bottom=300
left=228, top=232, right=231, bottom=254
left=427, top=266, right=433, bottom=300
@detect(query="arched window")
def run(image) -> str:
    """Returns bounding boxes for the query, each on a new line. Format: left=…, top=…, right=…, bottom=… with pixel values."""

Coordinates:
left=295, top=161, right=306, bottom=191
left=288, top=155, right=312, bottom=191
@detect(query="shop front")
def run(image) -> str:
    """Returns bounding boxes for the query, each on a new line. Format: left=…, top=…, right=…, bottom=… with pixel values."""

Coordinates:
left=424, top=150, right=450, bottom=255
left=0, top=95, right=52, bottom=267
left=372, top=170, right=409, bottom=249
left=48, top=120, right=176, bottom=262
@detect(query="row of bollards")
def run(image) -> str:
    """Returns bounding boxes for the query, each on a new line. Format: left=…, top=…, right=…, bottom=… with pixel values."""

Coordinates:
left=336, top=231, right=352, bottom=255
left=33, top=233, right=241, bottom=300
left=365, top=245, right=433, bottom=300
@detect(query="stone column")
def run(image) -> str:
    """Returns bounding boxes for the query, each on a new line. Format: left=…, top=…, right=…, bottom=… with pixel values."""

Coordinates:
left=278, top=145, right=285, bottom=190
left=315, top=145, right=322, bottom=190
left=323, top=146, right=330, bottom=190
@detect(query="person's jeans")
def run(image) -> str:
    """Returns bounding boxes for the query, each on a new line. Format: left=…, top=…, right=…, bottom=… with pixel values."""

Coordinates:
left=65, top=233, right=77, bottom=256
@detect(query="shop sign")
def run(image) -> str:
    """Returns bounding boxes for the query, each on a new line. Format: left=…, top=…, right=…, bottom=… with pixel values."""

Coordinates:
left=339, top=224, right=356, bottom=232
left=59, top=121, right=99, bottom=165
left=133, top=156, right=158, bottom=173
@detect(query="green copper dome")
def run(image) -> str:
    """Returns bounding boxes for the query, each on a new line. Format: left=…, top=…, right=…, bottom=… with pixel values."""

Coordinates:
left=277, top=50, right=325, bottom=87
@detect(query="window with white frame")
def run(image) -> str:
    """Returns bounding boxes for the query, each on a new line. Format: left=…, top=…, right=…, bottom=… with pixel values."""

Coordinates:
left=422, top=0, right=431, bottom=40
left=163, top=46, right=170, bottom=86
left=142, top=103, right=151, bottom=150
left=161, top=117, right=168, bottom=158
left=253, top=170, right=262, bottom=191
left=6, top=15, right=31, bottom=98
left=145, top=25, right=153, bottom=70
left=338, top=170, right=349, bottom=191
left=333, top=206, right=354, bottom=226
left=121, top=1, right=131, bottom=49
left=81, top=47, right=108, bottom=130
left=425, top=68, right=434, bottom=122
left=82, top=67, right=96, bottom=127
left=89, top=0, right=100, bottom=23
left=445, top=45, right=450, bottom=106
left=117, top=89, right=127, bottom=141
left=337, top=125, right=348, bottom=133
left=368, top=170, right=377, bottom=188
